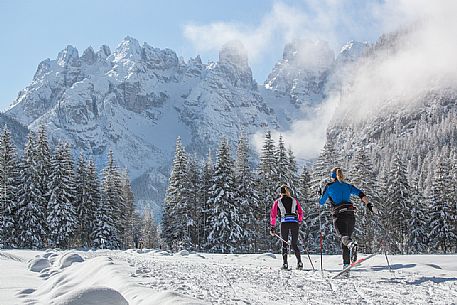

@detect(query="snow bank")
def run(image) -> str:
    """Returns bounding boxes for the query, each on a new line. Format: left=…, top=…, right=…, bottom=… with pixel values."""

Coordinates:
left=178, top=250, right=190, bottom=256
left=53, top=286, right=128, bottom=305
left=56, top=253, right=84, bottom=269
left=28, top=257, right=51, bottom=272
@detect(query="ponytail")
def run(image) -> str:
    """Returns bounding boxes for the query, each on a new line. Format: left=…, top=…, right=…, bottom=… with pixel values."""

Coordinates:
left=331, top=167, right=345, bottom=181
left=336, top=168, right=344, bottom=181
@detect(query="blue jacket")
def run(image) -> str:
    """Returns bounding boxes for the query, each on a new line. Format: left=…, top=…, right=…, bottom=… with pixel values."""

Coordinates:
left=319, top=180, right=365, bottom=206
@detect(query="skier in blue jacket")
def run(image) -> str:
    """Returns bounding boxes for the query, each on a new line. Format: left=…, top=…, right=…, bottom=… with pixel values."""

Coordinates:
left=319, top=167, right=376, bottom=269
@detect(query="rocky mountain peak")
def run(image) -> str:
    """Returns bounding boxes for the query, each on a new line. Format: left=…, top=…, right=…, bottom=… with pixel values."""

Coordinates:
left=336, top=41, right=368, bottom=64
left=113, top=36, right=142, bottom=62
left=81, top=47, right=96, bottom=64
left=219, top=40, right=249, bottom=70
left=57, top=45, right=80, bottom=67
left=96, top=45, right=111, bottom=59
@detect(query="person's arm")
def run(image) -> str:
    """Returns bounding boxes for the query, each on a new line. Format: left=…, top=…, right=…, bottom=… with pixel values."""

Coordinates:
left=295, top=198, right=303, bottom=223
left=350, top=184, right=373, bottom=211
left=270, top=200, right=279, bottom=226
left=319, top=185, right=329, bottom=206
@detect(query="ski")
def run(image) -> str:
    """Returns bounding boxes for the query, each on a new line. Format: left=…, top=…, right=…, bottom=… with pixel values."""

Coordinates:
left=332, top=253, right=377, bottom=279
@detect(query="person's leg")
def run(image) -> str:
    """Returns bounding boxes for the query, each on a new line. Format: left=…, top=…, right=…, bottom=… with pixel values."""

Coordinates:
left=280, top=222, right=289, bottom=266
left=334, top=214, right=350, bottom=265
left=290, top=222, right=302, bottom=263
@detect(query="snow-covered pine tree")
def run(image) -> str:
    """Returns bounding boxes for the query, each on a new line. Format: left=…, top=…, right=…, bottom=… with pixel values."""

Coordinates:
left=98, top=150, right=124, bottom=249
left=200, top=150, right=213, bottom=251
left=256, top=131, right=278, bottom=251
left=47, top=142, right=77, bottom=248
left=427, top=154, right=457, bottom=253
left=120, top=169, right=135, bottom=249
left=297, top=165, right=318, bottom=252
left=0, top=127, right=20, bottom=248
left=161, top=137, right=189, bottom=250
left=186, top=155, right=200, bottom=249
left=74, top=153, right=89, bottom=247
left=385, top=152, right=411, bottom=253
left=276, top=135, right=289, bottom=185
left=35, top=125, right=52, bottom=234
left=85, top=159, right=101, bottom=247
left=349, top=148, right=379, bottom=253
left=234, top=133, right=260, bottom=253
left=16, top=133, right=47, bottom=249
left=206, top=138, right=241, bottom=253
left=142, top=208, right=160, bottom=248
left=408, top=175, right=428, bottom=253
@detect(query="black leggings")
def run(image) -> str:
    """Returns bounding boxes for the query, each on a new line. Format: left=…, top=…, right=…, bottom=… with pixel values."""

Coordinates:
left=333, top=212, right=355, bottom=265
left=280, top=222, right=301, bottom=263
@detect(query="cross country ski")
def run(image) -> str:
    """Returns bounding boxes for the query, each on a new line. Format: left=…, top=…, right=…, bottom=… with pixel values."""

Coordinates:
left=332, top=252, right=377, bottom=279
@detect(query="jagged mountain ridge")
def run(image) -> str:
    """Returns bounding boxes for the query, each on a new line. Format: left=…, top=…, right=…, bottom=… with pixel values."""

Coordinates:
left=5, top=36, right=366, bottom=218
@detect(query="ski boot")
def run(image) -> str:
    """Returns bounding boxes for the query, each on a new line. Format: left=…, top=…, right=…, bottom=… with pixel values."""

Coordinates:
left=297, top=261, right=303, bottom=270
left=348, top=241, right=358, bottom=263
left=282, top=262, right=289, bottom=270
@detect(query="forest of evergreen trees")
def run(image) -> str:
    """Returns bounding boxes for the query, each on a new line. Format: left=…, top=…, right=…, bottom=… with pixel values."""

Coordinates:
left=0, top=125, right=148, bottom=250
left=162, top=131, right=457, bottom=255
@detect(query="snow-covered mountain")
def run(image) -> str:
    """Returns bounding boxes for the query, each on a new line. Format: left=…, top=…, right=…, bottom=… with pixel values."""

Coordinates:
left=5, top=37, right=368, bottom=217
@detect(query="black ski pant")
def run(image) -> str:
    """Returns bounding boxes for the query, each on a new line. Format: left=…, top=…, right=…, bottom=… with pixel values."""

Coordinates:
left=333, top=212, right=355, bottom=265
left=280, top=222, right=301, bottom=264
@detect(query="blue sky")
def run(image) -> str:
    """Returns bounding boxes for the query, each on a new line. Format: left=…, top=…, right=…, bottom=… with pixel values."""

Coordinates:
left=0, top=0, right=386, bottom=111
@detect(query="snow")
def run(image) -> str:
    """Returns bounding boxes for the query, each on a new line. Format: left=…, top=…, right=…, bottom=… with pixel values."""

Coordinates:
left=1, top=249, right=456, bottom=305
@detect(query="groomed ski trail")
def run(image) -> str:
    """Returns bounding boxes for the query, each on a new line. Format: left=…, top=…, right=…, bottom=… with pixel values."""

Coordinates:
left=87, top=251, right=457, bottom=305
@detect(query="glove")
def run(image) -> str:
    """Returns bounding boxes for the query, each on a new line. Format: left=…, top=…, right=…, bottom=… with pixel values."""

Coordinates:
left=270, top=226, right=276, bottom=236
left=367, top=202, right=378, bottom=214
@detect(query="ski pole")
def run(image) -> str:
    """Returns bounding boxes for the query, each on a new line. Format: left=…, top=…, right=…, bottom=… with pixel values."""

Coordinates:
left=372, top=214, right=393, bottom=272
left=274, top=233, right=290, bottom=245
left=319, top=204, right=323, bottom=273
left=299, top=232, right=316, bottom=272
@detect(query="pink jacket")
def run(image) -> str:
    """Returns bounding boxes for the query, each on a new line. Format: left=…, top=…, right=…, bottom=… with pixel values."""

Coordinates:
left=270, top=196, right=303, bottom=226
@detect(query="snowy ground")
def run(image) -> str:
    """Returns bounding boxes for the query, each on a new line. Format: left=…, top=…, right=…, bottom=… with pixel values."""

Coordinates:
left=1, top=249, right=456, bottom=305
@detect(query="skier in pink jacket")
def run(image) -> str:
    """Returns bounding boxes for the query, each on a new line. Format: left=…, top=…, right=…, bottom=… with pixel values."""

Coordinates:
left=270, top=185, right=304, bottom=270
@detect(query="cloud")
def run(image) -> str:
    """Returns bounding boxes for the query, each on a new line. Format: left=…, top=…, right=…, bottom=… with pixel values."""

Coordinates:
left=338, top=0, right=457, bottom=122
left=252, top=94, right=340, bottom=160
left=183, top=1, right=379, bottom=62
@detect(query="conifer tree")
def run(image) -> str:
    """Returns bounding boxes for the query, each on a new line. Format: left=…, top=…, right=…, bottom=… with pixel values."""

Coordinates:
left=161, top=137, right=189, bottom=250
left=0, top=127, right=20, bottom=248
left=35, top=125, right=52, bottom=231
left=86, top=159, right=101, bottom=247
left=349, top=148, right=378, bottom=253
left=408, top=175, right=428, bottom=253
left=206, top=138, right=240, bottom=253
left=200, top=151, right=213, bottom=250
left=47, top=142, right=77, bottom=248
left=120, top=169, right=135, bottom=248
left=234, top=133, right=260, bottom=252
left=256, top=131, right=278, bottom=250
left=428, top=155, right=457, bottom=253
left=142, top=208, right=160, bottom=248
left=16, top=133, right=47, bottom=248
left=186, top=155, right=200, bottom=249
left=385, top=153, right=411, bottom=253
left=98, top=150, right=124, bottom=249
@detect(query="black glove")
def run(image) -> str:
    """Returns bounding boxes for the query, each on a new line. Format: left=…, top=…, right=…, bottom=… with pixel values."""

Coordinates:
left=270, top=226, right=276, bottom=236
left=367, top=202, right=374, bottom=213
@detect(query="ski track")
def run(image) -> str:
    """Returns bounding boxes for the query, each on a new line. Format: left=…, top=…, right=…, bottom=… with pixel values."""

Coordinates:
left=84, top=251, right=457, bottom=305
